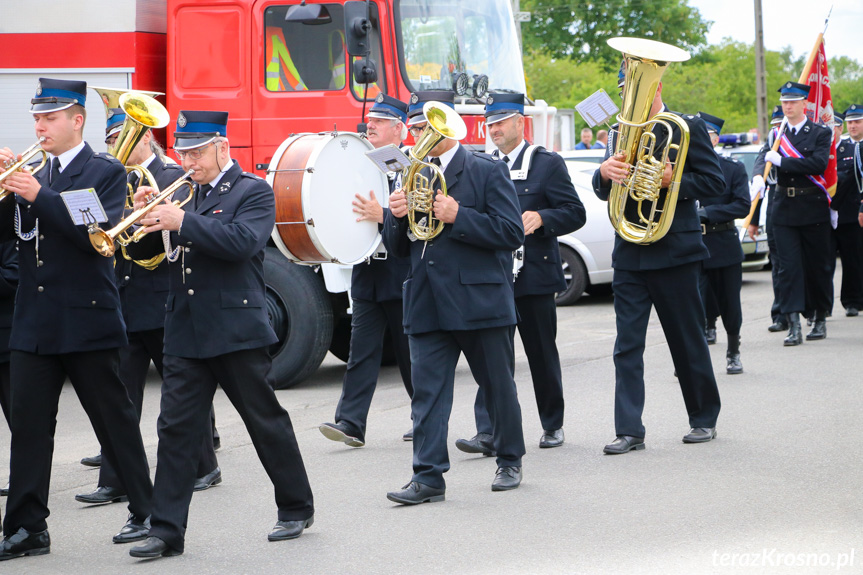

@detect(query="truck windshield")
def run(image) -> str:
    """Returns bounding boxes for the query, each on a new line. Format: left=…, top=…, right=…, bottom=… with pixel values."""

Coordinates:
left=396, top=0, right=526, bottom=95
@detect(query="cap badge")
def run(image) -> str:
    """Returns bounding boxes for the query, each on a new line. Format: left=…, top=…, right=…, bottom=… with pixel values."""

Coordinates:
left=178, top=112, right=187, bottom=128
left=487, top=95, right=494, bottom=105
left=786, top=82, right=792, bottom=88
left=36, top=81, right=42, bottom=96
left=410, top=93, right=419, bottom=104
left=375, top=93, right=385, bottom=103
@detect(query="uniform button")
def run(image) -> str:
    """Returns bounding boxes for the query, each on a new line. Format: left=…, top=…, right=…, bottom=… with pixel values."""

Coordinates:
left=186, top=242, right=193, bottom=246
left=188, top=289, right=195, bottom=296
left=37, top=260, right=43, bottom=267
left=37, top=286, right=44, bottom=292
left=243, top=299, right=248, bottom=304
left=124, top=276, right=130, bottom=281
left=429, top=261, right=435, bottom=266
left=91, top=300, right=97, bottom=306
left=39, top=234, right=44, bottom=240
left=543, top=255, right=548, bottom=260
left=184, top=247, right=191, bottom=253
left=185, top=268, right=192, bottom=275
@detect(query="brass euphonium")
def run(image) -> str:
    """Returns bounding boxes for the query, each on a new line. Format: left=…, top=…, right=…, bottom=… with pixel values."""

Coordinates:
left=606, top=37, right=691, bottom=244
left=404, top=101, right=467, bottom=241
left=0, top=138, right=48, bottom=201
left=89, top=169, right=195, bottom=258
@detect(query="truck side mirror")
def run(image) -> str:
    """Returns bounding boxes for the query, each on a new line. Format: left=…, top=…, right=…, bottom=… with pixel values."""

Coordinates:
left=344, top=1, right=371, bottom=56
left=352, top=58, right=378, bottom=85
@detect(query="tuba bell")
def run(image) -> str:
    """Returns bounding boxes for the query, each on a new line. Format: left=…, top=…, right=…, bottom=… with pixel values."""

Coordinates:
left=606, top=37, right=691, bottom=245
left=403, top=101, right=467, bottom=241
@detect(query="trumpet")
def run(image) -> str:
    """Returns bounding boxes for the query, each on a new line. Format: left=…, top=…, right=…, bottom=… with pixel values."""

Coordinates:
left=0, top=138, right=49, bottom=200
left=89, top=169, right=195, bottom=258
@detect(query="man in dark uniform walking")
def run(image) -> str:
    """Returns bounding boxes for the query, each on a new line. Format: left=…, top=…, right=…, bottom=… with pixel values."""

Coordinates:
left=594, top=79, right=725, bottom=454
left=830, top=105, right=863, bottom=316
left=383, top=104, right=526, bottom=503
left=125, top=111, right=314, bottom=558
left=455, top=93, right=585, bottom=454
left=696, top=112, right=751, bottom=374
left=75, top=109, right=220, bottom=506
left=319, top=94, right=413, bottom=447
left=0, top=78, right=153, bottom=561
left=754, top=81, right=833, bottom=345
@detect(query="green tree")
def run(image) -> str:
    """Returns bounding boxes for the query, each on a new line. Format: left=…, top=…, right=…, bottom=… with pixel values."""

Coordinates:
left=521, top=0, right=711, bottom=68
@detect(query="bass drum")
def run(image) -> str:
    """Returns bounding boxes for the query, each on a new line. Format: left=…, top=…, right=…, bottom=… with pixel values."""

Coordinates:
left=267, top=132, right=388, bottom=265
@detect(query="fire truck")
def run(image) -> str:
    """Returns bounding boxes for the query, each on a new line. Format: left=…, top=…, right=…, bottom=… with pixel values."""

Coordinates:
left=0, top=0, right=557, bottom=387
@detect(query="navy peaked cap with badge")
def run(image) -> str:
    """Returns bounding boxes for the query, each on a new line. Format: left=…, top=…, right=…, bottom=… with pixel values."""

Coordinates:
left=174, top=110, right=228, bottom=150
left=696, top=112, right=724, bottom=135
left=407, top=91, right=455, bottom=125
left=843, top=104, right=863, bottom=121
left=484, top=92, right=524, bottom=125
left=105, top=108, right=126, bottom=138
left=30, top=77, right=87, bottom=113
left=771, top=105, right=784, bottom=125
left=367, top=93, right=408, bottom=123
left=833, top=112, right=844, bottom=127
left=778, top=81, right=810, bottom=101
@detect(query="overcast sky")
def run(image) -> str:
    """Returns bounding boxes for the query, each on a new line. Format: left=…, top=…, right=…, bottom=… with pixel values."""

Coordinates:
left=689, top=0, right=862, bottom=61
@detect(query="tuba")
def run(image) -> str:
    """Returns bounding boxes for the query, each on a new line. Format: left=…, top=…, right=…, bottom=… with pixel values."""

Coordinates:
left=403, top=101, right=467, bottom=241
left=606, top=37, right=691, bottom=244
left=0, top=138, right=48, bottom=201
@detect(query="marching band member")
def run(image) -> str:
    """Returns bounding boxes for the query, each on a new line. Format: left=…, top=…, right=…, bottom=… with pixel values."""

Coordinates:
left=125, top=110, right=313, bottom=558
left=383, top=102, right=526, bottom=503
left=319, top=94, right=414, bottom=447
left=0, top=78, right=153, bottom=560
left=0, top=239, right=17, bottom=498
left=456, top=93, right=585, bottom=453
left=75, top=109, right=220, bottom=507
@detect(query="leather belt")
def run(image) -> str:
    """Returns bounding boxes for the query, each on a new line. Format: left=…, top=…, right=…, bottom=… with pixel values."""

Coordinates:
left=778, top=185, right=821, bottom=197
left=701, top=221, right=736, bottom=235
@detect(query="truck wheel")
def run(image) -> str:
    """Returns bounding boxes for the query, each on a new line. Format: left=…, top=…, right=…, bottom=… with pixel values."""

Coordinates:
left=264, top=248, right=333, bottom=389
left=555, top=246, right=588, bottom=306
left=329, top=315, right=396, bottom=366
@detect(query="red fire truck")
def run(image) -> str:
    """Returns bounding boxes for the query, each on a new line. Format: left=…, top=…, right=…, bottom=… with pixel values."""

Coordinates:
left=1, top=0, right=557, bottom=387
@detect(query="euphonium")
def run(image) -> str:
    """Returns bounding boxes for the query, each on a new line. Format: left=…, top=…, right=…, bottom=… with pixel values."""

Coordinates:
left=0, top=138, right=48, bottom=201
left=404, top=102, right=467, bottom=241
left=606, top=37, right=691, bottom=245
left=89, top=169, right=195, bottom=258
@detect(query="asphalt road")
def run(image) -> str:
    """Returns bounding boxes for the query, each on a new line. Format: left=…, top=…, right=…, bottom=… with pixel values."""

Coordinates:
left=2, top=267, right=861, bottom=575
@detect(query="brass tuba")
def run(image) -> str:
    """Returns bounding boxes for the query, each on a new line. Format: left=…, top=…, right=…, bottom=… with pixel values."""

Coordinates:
left=404, top=101, right=467, bottom=241
left=0, top=138, right=48, bottom=201
left=606, top=37, right=691, bottom=244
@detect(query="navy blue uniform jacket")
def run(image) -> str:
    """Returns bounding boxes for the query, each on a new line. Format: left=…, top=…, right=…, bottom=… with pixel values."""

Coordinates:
left=0, top=240, right=18, bottom=363
left=509, top=145, right=586, bottom=297
left=127, top=160, right=277, bottom=358
left=832, top=138, right=862, bottom=225
left=0, top=143, right=128, bottom=353
left=117, top=156, right=184, bottom=332
left=592, top=112, right=726, bottom=271
left=382, top=145, right=525, bottom=334
left=754, top=119, right=832, bottom=226
left=700, top=155, right=750, bottom=269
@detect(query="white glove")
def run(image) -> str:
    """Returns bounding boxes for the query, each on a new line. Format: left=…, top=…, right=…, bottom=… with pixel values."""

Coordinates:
left=830, top=208, right=839, bottom=230
left=749, top=175, right=765, bottom=201
left=765, top=150, right=782, bottom=167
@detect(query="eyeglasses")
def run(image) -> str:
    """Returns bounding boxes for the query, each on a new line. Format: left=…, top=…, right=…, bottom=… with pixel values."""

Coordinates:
left=409, top=125, right=427, bottom=136
left=174, top=141, right=218, bottom=160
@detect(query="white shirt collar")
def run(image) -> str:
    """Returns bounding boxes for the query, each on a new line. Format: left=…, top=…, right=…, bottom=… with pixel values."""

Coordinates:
left=500, top=139, right=527, bottom=165
left=788, top=117, right=807, bottom=133
left=433, top=142, right=459, bottom=174
left=51, top=141, right=86, bottom=172
left=206, top=159, right=232, bottom=189
left=139, top=154, right=157, bottom=170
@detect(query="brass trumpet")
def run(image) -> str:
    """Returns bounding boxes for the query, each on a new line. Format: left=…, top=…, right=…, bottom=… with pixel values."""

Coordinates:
left=89, top=169, right=195, bottom=258
left=0, top=138, right=48, bottom=201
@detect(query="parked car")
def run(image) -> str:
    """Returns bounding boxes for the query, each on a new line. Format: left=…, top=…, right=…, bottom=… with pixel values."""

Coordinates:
left=559, top=149, right=606, bottom=164
left=716, top=144, right=770, bottom=270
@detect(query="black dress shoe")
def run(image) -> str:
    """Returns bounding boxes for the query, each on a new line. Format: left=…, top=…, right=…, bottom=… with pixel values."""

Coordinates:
left=539, top=428, right=564, bottom=448
left=491, top=466, right=522, bottom=491
left=193, top=467, right=222, bottom=492
left=0, top=527, right=50, bottom=561
left=784, top=314, right=803, bottom=346
left=454, top=433, right=495, bottom=456
left=705, top=327, right=717, bottom=344
left=129, top=536, right=182, bottom=558
left=80, top=453, right=102, bottom=467
left=75, top=485, right=128, bottom=504
left=603, top=435, right=645, bottom=454
left=213, top=436, right=221, bottom=451
left=318, top=422, right=364, bottom=447
left=846, top=307, right=859, bottom=317
left=726, top=353, right=743, bottom=374
left=682, top=427, right=716, bottom=443
left=402, top=428, right=413, bottom=441
left=113, top=514, right=150, bottom=544
left=0, top=482, right=8, bottom=497
left=268, top=516, right=314, bottom=541
left=806, top=312, right=827, bottom=340
left=767, top=319, right=788, bottom=332
left=386, top=481, right=445, bottom=505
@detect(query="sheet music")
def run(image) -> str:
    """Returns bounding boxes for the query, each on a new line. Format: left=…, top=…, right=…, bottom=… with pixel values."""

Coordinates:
left=60, top=189, right=108, bottom=226
left=575, top=89, right=619, bottom=128
left=365, top=144, right=412, bottom=174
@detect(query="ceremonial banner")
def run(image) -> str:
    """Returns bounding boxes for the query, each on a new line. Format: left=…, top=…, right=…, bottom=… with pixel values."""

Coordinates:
left=803, top=38, right=838, bottom=197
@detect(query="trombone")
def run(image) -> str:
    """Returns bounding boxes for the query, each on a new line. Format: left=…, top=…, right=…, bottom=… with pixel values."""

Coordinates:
left=89, top=169, right=195, bottom=258
left=0, top=138, right=48, bottom=201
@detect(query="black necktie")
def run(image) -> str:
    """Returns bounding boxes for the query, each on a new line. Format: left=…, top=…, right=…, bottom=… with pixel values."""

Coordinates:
left=430, top=157, right=441, bottom=168
left=49, top=157, right=61, bottom=185
left=196, top=184, right=211, bottom=209
left=128, top=172, right=140, bottom=189
left=503, top=156, right=510, bottom=164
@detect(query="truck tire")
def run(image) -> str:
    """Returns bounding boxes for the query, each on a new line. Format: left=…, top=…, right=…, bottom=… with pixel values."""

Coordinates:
left=329, top=314, right=397, bottom=366
left=264, top=248, right=333, bottom=389
left=555, top=246, right=588, bottom=306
